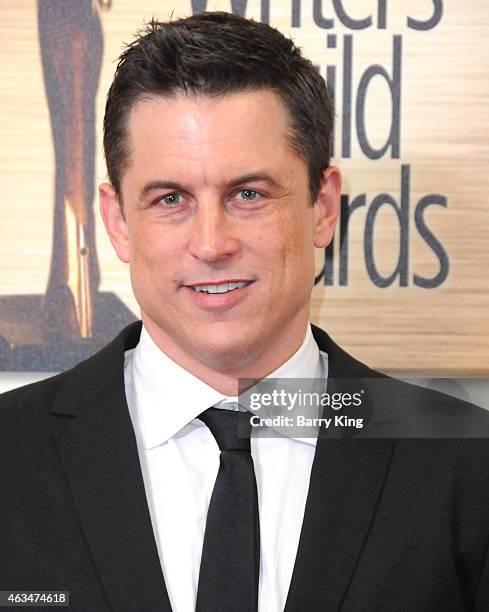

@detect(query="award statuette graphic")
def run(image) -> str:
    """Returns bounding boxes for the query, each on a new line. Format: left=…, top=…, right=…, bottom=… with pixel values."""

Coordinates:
left=0, top=0, right=134, bottom=371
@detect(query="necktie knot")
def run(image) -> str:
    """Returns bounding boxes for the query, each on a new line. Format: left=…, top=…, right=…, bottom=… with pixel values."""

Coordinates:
left=198, top=407, right=252, bottom=452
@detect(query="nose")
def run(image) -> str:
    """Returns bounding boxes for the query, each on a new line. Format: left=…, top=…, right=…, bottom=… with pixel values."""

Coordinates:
left=187, top=197, right=240, bottom=263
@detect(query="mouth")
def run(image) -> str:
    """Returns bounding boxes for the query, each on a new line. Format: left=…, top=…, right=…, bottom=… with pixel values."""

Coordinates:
left=186, top=280, right=254, bottom=294
left=183, top=279, right=255, bottom=310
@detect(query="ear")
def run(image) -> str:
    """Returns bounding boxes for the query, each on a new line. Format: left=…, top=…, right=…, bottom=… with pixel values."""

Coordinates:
left=99, top=183, right=130, bottom=263
left=313, top=165, right=341, bottom=248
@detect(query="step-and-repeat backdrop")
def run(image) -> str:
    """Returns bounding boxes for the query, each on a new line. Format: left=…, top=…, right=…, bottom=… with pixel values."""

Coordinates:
left=0, top=0, right=487, bottom=376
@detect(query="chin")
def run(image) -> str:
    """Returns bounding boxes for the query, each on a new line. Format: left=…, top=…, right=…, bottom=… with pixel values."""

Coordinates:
left=191, top=332, right=255, bottom=365
left=196, top=334, right=246, bottom=356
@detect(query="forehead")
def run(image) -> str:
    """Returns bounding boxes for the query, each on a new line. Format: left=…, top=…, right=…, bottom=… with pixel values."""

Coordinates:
left=122, top=90, right=301, bottom=187
left=128, top=88, right=291, bottom=142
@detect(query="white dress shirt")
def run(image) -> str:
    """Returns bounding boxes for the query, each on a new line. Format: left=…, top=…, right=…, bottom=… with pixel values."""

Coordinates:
left=124, top=324, right=328, bottom=612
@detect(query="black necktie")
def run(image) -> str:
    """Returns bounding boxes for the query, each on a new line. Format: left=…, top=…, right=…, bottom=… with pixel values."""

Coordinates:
left=196, top=407, right=260, bottom=612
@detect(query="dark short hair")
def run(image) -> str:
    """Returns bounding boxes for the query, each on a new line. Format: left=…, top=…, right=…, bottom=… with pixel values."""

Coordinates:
left=103, top=11, right=334, bottom=202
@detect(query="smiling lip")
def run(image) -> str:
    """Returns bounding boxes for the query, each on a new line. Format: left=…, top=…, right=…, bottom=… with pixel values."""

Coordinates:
left=185, top=279, right=252, bottom=287
left=183, top=279, right=255, bottom=310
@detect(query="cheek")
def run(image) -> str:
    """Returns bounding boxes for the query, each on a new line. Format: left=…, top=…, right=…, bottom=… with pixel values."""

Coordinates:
left=128, top=220, right=169, bottom=269
left=281, top=216, right=315, bottom=273
left=252, top=226, right=287, bottom=274
left=255, top=214, right=313, bottom=274
left=285, top=247, right=314, bottom=285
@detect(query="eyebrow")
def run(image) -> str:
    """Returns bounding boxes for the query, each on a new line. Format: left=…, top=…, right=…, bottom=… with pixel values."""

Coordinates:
left=138, top=172, right=282, bottom=199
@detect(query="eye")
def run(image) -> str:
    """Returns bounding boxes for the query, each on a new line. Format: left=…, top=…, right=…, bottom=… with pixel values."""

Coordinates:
left=157, top=193, right=182, bottom=207
left=235, top=189, right=261, bottom=202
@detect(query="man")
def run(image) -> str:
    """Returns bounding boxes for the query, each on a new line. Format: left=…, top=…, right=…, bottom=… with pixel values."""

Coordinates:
left=1, top=11, right=489, bottom=612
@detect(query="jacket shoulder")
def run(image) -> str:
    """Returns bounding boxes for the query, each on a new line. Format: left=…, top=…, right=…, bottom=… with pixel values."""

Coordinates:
left=0, top=322, right=142, bottom=429
left=0, top=372, right=68, bottom=429
left=311, top=324, right=489, bottom=437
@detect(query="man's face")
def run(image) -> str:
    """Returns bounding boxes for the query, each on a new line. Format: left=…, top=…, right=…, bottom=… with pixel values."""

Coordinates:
left=100, top=90, right=340, bottom=373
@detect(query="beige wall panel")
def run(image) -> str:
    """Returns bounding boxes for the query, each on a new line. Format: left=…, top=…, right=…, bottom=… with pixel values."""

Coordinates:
left=0, top=1, right=487, bottom=374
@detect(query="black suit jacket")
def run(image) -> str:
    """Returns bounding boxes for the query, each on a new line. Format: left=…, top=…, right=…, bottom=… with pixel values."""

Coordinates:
left=1, top=322, right=489, bottom=611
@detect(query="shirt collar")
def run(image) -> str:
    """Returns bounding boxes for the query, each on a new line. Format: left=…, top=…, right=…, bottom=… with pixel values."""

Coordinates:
left=130, top=324, right=325, bottom=449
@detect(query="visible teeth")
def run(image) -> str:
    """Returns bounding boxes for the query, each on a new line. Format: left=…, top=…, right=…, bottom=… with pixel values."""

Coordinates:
left=191, top=281, right=249, bottom=294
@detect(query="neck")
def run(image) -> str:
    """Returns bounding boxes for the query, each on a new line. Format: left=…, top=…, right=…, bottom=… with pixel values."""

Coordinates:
left=141, top=314, right=309, bottom=396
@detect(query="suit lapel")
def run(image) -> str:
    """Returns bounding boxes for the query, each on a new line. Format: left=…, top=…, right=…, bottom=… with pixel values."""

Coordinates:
left=51, top=323, right=172, bottom=612
left=284, top=437, right=393, bottom=611
left=284, top=326, right=394, bottom=611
